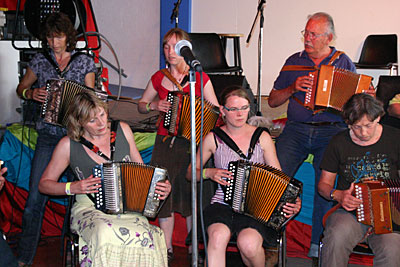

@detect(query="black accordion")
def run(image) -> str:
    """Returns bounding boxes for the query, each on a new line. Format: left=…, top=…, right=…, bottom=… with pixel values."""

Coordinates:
left=92, top=162, right=168, bottom=218
left=222, top=160, right=302, bottom=230
left=163, top=91, right=220, bottom=144
left=41, top=79, right=108, bottom=127
left=354, top=179, right=400, bottom=234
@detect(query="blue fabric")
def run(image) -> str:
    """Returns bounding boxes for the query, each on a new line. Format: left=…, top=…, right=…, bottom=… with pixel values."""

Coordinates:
left=0, top=236, right=18, bottom=267
left=140, top=146, right=154, bottom=165
left=17, top=131, right=71, bottom=264
left=273, top=47, right=356, bottom=123
left=275, top=121, right=347, bottom=245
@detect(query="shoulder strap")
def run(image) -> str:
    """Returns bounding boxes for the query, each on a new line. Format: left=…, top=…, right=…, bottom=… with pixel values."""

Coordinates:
left=328, top=50, right=344, bottom=65
left=211, top=127, right=247, bottom=159
left=42, top=50, right=88, bottom=78
left=248, top=127, right=269, bottom=159
left=161, top=68, right=183, bottom=91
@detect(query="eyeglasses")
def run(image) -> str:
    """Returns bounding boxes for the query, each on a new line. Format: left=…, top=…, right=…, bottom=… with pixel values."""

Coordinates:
left=301, top=30, right=327, bottom=40
left=223, top=105, right=250, bottom=112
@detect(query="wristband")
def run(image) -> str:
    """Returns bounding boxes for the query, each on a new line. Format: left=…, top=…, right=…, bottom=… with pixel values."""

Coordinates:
left=22, top=88, right=29, bottom=100
left=329, top=189, right=336, bottom=201
left=202, top=169, right=209, bottom=179
left=146, top=102, right=152, bottom=112
left=65, top=182, right=74, bottom=195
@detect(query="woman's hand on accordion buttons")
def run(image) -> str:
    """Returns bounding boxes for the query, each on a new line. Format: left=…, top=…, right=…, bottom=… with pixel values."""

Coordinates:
left=155, top=180, right=171, bottom=200
left=155, top=99, right=171, bottom=113
left=337, top=183, right=362, bottom=211
left=74, top=175, right=102, bottom=194
left=31, top=87, right=48, bottom=103
left=208, top=168, right=232, bottom=186
left=282, top=197, right=301, bottom=218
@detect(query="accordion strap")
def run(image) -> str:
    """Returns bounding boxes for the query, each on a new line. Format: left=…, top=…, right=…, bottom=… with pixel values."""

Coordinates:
left=42, top=50, right=88, bottom=78
left=161, top=68, right=189, bottom=91
left=79, top=120, right=119, bottom=162
left=211, top=127, right=269, bottom=160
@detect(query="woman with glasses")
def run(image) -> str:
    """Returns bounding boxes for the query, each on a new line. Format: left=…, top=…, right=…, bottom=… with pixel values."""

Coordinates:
left=187, top=86, right=301, bottom=267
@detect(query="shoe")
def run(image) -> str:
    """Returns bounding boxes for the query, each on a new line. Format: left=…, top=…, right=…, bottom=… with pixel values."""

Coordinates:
left=167, top=248, right=174, bottom=263
left=265, top=250, right=278, bottom=267
left=307, top=243, right=319, bottom=258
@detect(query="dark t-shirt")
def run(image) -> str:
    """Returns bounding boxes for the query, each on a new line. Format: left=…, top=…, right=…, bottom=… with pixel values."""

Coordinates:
left=320, top=125, right=400, bottom=191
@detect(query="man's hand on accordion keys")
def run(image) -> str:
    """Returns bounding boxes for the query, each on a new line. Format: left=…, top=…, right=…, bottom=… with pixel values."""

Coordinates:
left=293, top=75, right=314, bottom=94
left=336, top=183, right=363, bottom=211
left=282, top=197, right=302, bottom=218
left=154, top=180, right=171, bottom=200
left=73, top=175, right=102, bottom=194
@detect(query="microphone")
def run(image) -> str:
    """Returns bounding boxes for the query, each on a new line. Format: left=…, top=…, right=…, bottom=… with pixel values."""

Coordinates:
left=175, top=40, right=203, bottom=72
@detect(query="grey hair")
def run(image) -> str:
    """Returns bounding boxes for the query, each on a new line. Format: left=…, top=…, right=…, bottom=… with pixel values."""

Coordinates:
left=308, top=12, right=336, bottom=38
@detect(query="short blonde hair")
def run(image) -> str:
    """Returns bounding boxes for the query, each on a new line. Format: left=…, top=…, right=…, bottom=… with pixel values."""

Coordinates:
left=67, top=91, right=108, bottom=141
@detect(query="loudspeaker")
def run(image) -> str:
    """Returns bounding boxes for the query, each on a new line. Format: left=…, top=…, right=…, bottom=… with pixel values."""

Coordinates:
left=208, top=74, right=256, bottom=116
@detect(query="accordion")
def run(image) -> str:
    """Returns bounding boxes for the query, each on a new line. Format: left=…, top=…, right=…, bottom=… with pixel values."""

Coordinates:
left=92, top=162, right=168, bottom=218
left=354, top=179, right=400, bottom=234
left=163, top=91, right=220, bottom=144
left=304, top=65, right=372, bottom=112
left=222, top=160, right=303, bottom=230
left=41, top=79, right=108, bottom=127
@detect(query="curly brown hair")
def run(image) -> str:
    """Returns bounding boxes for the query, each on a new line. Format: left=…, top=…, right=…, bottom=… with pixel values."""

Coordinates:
left=40, top=12, right=77, bottom=52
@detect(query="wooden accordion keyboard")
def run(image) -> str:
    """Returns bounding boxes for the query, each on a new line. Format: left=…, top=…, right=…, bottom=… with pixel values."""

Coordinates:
left=92, top=162, right=168, bottom=218
left=41, top=79, right=108, bottom=127
left=223, top=160, right=302, bottom=230
left=304, top=65, right=372, bottom=112
left=354, top=179, right=400, bottom=234
left=163, top=91, right=220, bottom=144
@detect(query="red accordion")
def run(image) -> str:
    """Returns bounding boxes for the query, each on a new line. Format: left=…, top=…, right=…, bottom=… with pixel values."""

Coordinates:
left=354, top=179, right=400, bottom=234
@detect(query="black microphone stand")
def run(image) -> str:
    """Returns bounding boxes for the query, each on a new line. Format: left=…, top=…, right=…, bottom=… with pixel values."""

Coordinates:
left=246, top=0, right=266, bottom=116
left=188, top=66, right=199, bottom=267
left=171, top=0, right=182, bottom=28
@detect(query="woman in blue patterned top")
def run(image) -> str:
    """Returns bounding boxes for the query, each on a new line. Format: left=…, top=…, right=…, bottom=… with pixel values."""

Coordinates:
left=15, top=12, right=97, bottom=266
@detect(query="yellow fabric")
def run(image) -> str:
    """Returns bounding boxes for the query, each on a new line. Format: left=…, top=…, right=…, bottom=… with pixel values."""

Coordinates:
left=389, top=93, right=400, bottom=105
left=133, top=132, right=157, bottom=151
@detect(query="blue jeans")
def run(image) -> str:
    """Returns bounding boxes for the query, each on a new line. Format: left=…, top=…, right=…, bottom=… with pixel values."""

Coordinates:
left=17, top=127, right=67, bottom=265
left=0, top=234, right=18, bottom=267
left=322, top=209, right=400, bottom=267
left=275, top=121, right=346, bottom=246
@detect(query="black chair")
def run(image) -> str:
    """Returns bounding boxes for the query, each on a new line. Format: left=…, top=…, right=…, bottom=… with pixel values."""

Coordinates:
left=376, top=76, right=400, bottom=129
left=188, top=33, right=243, bottom=75
left=355, top=34, right=398, bottom=75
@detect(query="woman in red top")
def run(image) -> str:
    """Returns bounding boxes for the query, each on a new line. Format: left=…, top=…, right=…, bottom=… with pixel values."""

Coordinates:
left=138, top=28, right=219, bottom=261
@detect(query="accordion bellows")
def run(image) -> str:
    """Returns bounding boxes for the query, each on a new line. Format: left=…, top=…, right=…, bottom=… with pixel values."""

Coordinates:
left=92, top=162, right=168, bottom=218
left=223, top=160, right=303, bottom=230
left=41, top=79, right=108, bottom=127
left=163, top=91, right=220, bottom=144
left=304, top=65, right=373, bottom=112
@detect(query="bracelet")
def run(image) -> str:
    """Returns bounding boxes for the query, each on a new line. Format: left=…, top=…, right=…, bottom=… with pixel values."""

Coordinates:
left=22, top=88, right=29, bottom=100
left=146, top=102, right=152, bottom=112
left=202, top=169, right=209, bottom=179
left=65, top=182, right=74, bottom=195
left=329, top=188, right=336, bottom=201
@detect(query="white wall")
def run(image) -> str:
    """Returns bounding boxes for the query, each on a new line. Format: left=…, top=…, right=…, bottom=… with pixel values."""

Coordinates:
left=91, top=0, right=160, bottom=89
left=191, top=0, right=400, bottom=95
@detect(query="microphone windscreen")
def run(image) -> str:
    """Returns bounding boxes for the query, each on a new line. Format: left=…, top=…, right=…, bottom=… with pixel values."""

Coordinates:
left=174, top=40, right=192, bottom=57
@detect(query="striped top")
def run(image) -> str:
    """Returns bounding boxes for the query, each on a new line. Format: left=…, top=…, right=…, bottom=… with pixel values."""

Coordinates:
left=211, top=133, right=266, bottom=205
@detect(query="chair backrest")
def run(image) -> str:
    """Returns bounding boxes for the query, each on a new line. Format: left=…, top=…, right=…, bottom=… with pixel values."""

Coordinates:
left=358, top=34, right=398, bottom=65
left=188, top=33, right=234, bottom=73
left=376, top=75, right=400, bottom=128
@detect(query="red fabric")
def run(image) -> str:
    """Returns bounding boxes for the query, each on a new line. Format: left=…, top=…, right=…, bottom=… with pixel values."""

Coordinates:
left=0, top=0, right=25, bottom=10
left=0, top=180, right=65, bottom=237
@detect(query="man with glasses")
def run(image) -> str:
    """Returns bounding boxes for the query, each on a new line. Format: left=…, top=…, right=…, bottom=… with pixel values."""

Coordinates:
left=318, top=93, right=400, bottom=266
left=268, top=12, right=356, bottom=260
